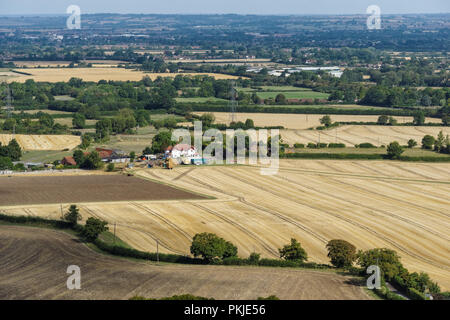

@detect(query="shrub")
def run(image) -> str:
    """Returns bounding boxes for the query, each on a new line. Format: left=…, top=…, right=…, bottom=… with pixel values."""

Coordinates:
left=356, top=143, right=377, bottom=148
left=421, top=135, right=435, bottom=150
left=82, top=217, right=108, bottom=242
left=407, top=139, right=418, bottom=148
left=278, top=238, right=308, bottom=262
left=386, top=141, right=404, bottom=159
left=307, top=143, right=317, bottom=149
left=106, top=163, right=115, bottom=172
left=407, top=287, right=426, bottom=300
left=294, top=143, right=305, bottom=149
left=328, top=143, right=346, bottom=148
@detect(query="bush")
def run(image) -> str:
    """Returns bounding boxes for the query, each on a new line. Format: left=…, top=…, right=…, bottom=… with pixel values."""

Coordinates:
left=407, top=139, right=418, bottom=148
left=307, top=143, right=318, bottom=149
left=356, top=143, right=377, bottom=148
left=328, top=143, right=346, bottom=148
left=294, top=143, right=305, bottom=149
left=106, top=163, right=115, bottom=172
left=386, top=141, right=404, bottom=159
left=422, top=135, right=435, bottom=150
left=82, top=217, right=108, bottom=242
left=278, top=238, right=308, bottom=262
left=407, top=287, right=426, bottom=300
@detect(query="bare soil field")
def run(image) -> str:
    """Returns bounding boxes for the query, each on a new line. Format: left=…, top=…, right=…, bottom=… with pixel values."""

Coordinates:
left=0, top=175, right=205, bottom=205
left=2, top=160, right=449, bottom=290
left=280, top=125, right=450, bottom=146
left=197, top=112, right=442, bottom=130
left=0, top=226, right=371, bottom=300
left=0, top=134, right=81, bottom=151
left=6, top=68, right=242, bottom=83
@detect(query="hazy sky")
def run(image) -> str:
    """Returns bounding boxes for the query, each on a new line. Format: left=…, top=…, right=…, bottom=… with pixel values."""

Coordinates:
left=0, top=0, right=449, bottom=15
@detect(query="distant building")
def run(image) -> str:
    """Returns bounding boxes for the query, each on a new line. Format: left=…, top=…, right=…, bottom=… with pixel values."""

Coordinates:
left=165, top=144, right=199, bottom=159
left=61, top=156, right=77, bottom=166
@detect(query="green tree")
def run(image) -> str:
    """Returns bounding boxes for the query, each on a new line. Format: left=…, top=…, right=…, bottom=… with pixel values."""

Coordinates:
left=190, top=233, right=238, bottom=262
left=0, top=156, right=13, bottom=170
left=377, top=115, right=389, bottom=125
left=319, top=115, right=332, bottom=128
left=413, top=111, right=425, bottom=126
left=82, top=217, right=108, bottom=242
left=275, top=94, right=287, bottom=104
left=357, top=248, right=404, bottom=281
left=434, top=131, right=445, bottom=152
left=278, top=238, right=308, bottom=262
left=80, top=134, right=91, bottom=150
left=151, top=130, right=175, bottom=153
left=129, top=151, right=136, bottom=162
left=63, top=205, right=82, bottom=227
left=244, top=118, right=255, bottom=129
left=407, top=139, right=418, bottom=148
left=421, top=135, right=435, bottom=150
left=326, top=239, right=357, bottom=268
left=73, top=150, right=85, bottom=166
left=106, top=163, right=115, bottom=172
left=200, top=113, right=215, bottom=127
left=6, top=139, right=22, bottom=161
left=80, top=151, right=104, bottom=170
left=386, top=141, right=404, bottom=159
left=72, top=113, right=86, bottom=129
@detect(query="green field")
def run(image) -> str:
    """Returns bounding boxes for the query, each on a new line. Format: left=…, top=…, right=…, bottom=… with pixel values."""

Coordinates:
left=175, top=97, right=228, bottom=103
left=255, top=91, right=329, bottom=100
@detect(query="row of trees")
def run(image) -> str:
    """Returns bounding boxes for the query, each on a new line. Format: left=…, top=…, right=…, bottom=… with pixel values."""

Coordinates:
left=189, top=233, right=442, bottom=297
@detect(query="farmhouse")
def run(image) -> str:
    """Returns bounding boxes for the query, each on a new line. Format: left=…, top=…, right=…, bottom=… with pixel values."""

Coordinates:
left=165, top=144, right=199, bottom=159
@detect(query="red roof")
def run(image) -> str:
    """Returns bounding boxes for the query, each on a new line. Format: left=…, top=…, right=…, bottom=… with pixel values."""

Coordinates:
left=61, top=156, right=77, bottom=166
left=96, top=148, right=113, bottom=158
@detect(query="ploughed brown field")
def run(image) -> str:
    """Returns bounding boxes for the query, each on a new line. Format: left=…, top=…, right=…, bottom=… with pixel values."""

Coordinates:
left=0, top=226, right=372, bottom=300
left=0, top=175, right=205, bottom=205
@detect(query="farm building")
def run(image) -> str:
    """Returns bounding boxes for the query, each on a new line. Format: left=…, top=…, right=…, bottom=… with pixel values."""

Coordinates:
left=165, top=144, right=199, bottom=159
left=61, top=156, right=77, bottom=166
left=95, top=148, right=130, bottom=163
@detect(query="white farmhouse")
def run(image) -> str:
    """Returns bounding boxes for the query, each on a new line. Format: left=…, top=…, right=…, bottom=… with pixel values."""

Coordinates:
left=166, top=144, right=199, bottom=159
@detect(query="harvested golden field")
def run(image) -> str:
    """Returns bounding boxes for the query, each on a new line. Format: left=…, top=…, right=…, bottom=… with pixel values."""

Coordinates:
left=280, top=125, right=450, bottom=146
left=2, top=160, right=449, bottom=290
left=0, top=226, right=371, bottom=300
left=7, top=68, right=242, bottom=83
left=197, top=112, right=442, bottom=130
left=0, top=134, right=80, bottom=151
left=12, top=61, right=71, bottom=68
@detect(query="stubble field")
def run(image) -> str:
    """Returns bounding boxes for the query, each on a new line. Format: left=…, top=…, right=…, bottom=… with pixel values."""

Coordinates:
left=0, top=134, right=81, bottom=151
left=0, top=226, right=371, bottom=300
left=6, top=68, right=243, bottom=82
left=1, top=160, right=449, bottom=290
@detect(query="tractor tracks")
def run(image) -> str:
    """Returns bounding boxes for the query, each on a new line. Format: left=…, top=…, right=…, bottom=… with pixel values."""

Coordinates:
left=222, top=169, right=449, bottom=271
left=190, top=202, right=279, bottom=257
left=80, top=205, right=186, bottom=255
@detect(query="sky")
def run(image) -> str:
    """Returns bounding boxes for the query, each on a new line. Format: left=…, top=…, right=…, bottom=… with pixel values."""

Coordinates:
left=0, top=0, right=449, bottom=15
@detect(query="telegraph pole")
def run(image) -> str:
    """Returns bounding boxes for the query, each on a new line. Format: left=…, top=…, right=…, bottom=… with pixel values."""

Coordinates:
left=156, top=239, right=159, bottom=264
left=113, top=222, right=116, bottom=245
